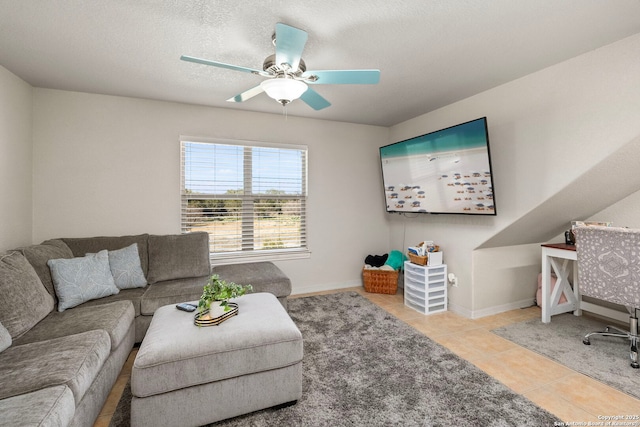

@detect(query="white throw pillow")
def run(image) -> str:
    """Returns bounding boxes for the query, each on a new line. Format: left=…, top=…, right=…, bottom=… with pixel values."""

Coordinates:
left=48, top=250, right=120, bottom=312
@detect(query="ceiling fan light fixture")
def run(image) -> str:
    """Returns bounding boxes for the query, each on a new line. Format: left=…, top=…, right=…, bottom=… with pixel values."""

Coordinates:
left=260, top=78, right=307, bottom=106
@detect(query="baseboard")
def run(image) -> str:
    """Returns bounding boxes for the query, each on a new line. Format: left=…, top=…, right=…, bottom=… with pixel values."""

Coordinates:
left=447, top=301, right=472, bottom=319
left=449, top=298, right=536, bottom=320
left=453, top=298, right=629, bottom=323
left=291, top=279, right=362, bottom=296
left=292, top=285, right=536, bottom=320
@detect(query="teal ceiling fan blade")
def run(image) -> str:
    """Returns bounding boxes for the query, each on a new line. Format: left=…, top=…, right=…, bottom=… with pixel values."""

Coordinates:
left=226, top=84, right=265, bottom=103
left=302, top=69, right=380, bottom=84
left=300, top=87, right=331, bottom=110
left=180, top=55, right=270, bottom=76
left=274, top=23, right=308, bottom=71
left=181, top=23, right=379, bottom=111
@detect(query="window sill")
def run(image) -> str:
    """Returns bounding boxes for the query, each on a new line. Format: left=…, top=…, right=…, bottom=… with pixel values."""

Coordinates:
left=210, top=248, right=311, bottom=266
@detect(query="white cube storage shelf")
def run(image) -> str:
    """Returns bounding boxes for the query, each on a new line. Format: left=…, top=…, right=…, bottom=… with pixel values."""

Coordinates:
left=404, top=261, right=448, bottom=315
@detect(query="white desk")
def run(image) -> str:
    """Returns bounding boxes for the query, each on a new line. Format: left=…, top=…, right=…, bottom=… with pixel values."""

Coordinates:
left=540, top=243, right=629, bottom=324
left=540, top=243, right=580, bottom=323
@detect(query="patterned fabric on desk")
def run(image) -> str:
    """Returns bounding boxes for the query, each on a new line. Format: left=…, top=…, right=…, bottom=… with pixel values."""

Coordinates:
left=574, top=225, right=640, bottom=309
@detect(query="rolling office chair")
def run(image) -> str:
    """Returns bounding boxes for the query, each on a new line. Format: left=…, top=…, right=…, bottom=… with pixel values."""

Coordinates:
left=574, top=225, right=640, bottom=368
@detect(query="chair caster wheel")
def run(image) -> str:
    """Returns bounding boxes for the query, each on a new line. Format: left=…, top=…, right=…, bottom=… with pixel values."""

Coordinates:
left=583, top=339, right=590, bottom=345
left=631, top=362, right=639, bottom=369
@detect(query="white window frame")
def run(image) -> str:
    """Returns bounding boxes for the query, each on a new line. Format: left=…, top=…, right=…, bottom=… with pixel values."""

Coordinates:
left=180, top=136, right=310, bottom=265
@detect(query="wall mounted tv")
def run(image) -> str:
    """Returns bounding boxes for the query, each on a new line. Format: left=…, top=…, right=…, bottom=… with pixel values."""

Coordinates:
left=379, top=117, right=496, bottom=215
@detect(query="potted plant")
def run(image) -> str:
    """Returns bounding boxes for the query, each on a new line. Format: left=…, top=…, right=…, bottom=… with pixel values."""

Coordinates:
left=196, top=274, right=253, bottom=324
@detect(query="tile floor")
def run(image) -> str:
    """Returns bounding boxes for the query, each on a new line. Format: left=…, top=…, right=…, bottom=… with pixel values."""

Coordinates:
left=94, top=287, right=640, bottom=426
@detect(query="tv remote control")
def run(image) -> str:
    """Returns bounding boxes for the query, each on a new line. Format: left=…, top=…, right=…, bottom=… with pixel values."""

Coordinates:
left=176, top=303, right=196, bottom=312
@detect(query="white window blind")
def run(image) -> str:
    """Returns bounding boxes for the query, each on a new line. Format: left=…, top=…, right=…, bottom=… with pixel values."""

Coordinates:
left=181, top=138, right=308, bottom=261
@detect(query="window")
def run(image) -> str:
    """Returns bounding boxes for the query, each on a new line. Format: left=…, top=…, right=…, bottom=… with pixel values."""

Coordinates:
left=181, top=137, right=308, bottom=262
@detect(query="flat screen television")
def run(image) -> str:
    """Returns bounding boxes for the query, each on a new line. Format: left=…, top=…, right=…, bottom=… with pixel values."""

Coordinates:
left=379, top=117, right=496, bottom=215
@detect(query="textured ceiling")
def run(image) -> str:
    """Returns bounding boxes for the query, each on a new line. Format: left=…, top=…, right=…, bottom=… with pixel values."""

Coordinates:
left=1, top=0, right=639, bottom=127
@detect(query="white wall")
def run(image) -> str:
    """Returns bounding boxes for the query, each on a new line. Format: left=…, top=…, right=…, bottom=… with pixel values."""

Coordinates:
left=588, top=189, right=640, bottom=230
left=388, top=33, right=640, bottom=316
left=12, top=33, right=640, bottom=310
left=471, top=243, right=541, bottom=317
left=0, top=66, right=33, bottom=251
left=32, top=89, right=390, bottom=293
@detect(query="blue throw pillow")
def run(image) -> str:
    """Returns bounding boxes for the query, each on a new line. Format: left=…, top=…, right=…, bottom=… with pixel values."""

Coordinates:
left=103, top=244, right=147, bottom=289
left=48, top=250, right=119, bottom=312
left=0, top=321, right=12, bottom=352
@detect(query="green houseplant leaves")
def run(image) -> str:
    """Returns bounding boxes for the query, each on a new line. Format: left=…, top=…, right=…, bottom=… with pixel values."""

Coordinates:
left=198, top=274, right=253, bottom=313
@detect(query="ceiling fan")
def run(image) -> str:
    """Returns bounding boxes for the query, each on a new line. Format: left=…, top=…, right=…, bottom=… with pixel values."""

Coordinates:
left=180, top=23, right=380, bottom=110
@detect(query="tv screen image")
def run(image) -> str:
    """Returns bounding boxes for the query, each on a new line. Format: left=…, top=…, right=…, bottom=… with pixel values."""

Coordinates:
left=379, top=117, right=496, bottom=215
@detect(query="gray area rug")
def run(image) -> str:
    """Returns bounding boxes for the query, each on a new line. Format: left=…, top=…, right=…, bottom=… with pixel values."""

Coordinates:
left=493, top=313, right=639, bottom=399
left=111, top=292, right=558, bottom=426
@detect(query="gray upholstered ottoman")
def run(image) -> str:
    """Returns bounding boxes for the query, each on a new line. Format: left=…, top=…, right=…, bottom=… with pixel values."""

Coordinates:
left=130, top=292, right=303, bottom=427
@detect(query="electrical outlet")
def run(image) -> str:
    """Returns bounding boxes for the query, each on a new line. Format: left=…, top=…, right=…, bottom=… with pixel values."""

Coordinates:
left=448, top=273, right=458, bottom=287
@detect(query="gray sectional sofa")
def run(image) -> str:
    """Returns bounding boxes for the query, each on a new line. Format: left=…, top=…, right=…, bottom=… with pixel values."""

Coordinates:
left=0, top=232, right=292, bottom=427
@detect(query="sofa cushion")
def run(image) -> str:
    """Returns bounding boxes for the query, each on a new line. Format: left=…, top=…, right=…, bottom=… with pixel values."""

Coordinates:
left=19, top=239, right=74, bottom=305
left=63, top=234, right=150, bottom=278
left=0, top=330, right=111, bottom=403
left=13, top=300, right=134, bottom=350
left=140, top=276, right=208, bottom=315
left=75, top=286, right=145, bottom=317
left=0, top=385, right=75, bottom=427
left=48, top=250, right=120, bottom=312
left=0, top=251, right=55, bottom=338
left=0, top=321, right=11, bottom=352
left=211, top=261, right=292, bottom=298
left=147, top=232, right=210, bottom=284
left=89, top=243, right=147, bottom=289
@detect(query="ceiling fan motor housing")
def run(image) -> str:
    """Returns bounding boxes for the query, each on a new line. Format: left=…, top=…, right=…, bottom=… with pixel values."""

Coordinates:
left=263, top=54, right=306, bottom=76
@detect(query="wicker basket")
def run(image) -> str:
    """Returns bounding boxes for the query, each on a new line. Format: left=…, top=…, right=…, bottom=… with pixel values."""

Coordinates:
left=362, top=268, right=399, bottom=294
left=408, top=253, right=428, bottom=265
left=408, top=245, right=440, bottom=265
